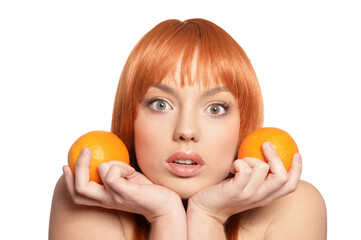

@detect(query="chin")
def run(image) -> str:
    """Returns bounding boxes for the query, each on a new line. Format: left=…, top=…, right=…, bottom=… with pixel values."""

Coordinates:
left=160, top=178, right=206, bottom=200
left=161, top=182, right=198, bottom=199
left=177, top=190, right=196, bottom=200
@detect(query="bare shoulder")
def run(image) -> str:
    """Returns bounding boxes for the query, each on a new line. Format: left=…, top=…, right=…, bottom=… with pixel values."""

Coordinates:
left=49, top=175, right=134, bottom=240
left=263, top=180, right=327, bottom=239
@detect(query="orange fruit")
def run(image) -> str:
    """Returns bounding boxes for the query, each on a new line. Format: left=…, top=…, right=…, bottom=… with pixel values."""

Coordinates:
left=238, top=127, right=299, bottom=172
left=68, top=130, right=129, bottom=184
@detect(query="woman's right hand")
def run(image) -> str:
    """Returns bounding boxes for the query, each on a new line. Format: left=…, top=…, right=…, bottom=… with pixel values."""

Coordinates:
left=63, top=147, right=183, bottom=223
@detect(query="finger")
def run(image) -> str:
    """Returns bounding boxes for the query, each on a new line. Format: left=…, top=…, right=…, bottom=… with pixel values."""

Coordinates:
left=125, top=170, right=154, bottom=185
left=257, top=153, right=303, bottom=206
left=241, top=157, right=270, bottom=194
left=231, top=159, right=253, bottom=190
left=98, top=161, right=135, bottom=181
left=261, top=142, right=289, bottom=190
left=73, top=148, right=111, bottom=203
left=284, top=153, right=302, bottom=191
left=262, top=142, right=288, bottom=177
left=63, top=165, right=76, bottom=196
left=63, top=165, right=104, bottom=206
left=258, top=152, right=302, bottom=201
left=104, top=164, right=130, bottom=194
left=104, top=164, right=143, bottom=198
left=100, top=163, right=128, bottom=192
left=98, top=162, right=151, bottom=198
left=74, top=147, right=92, bottom=187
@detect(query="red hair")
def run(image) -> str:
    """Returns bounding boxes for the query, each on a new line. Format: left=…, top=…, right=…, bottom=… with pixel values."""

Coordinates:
left=111, top=18, right=264, bottom=239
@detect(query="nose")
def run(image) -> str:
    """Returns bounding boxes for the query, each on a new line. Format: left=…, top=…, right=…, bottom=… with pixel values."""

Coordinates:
left=173, top=110, right=200, bottom=143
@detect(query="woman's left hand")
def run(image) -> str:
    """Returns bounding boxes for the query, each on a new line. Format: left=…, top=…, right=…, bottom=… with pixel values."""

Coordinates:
left=188, top=142, right=303, bottom=224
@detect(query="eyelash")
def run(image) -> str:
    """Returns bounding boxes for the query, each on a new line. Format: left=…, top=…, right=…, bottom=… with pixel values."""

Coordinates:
left=144, top=97, right=172, bottom=111
left=144, top=97, right=231, bottom=118
left=207, top=102, right=230, bottom=118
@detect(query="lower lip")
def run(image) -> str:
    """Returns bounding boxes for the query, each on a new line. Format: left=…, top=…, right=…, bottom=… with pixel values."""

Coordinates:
left=167, top=162, right=203, bottom=177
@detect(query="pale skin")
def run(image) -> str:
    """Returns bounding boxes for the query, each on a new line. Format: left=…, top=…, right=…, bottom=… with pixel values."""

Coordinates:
left=49, top=76, right=327, bottom=239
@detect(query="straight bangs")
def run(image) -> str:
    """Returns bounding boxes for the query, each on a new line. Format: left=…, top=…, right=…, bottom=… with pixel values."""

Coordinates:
left=112, top=18, right=264, bottom=170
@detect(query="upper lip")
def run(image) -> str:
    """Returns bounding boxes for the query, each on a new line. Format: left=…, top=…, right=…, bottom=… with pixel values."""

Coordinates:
left=166, top=151, right=205, bottom=165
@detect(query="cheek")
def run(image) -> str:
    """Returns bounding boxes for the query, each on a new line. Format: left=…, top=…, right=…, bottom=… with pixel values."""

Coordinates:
left=220, top=120, right=240, bottom=155
left=133, top=112, right=170, bottom=170
left=202, top=118, right=240, bottom=176
left=134, top=117, right=153, bottom=155
left=205, top=118, right=240, bottom=156
left=134, top=116, right=155, bottom=165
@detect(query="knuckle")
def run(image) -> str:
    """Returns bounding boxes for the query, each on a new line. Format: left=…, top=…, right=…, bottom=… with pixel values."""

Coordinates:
left=239, top=163, right=252, bottom=175
left=98, top=162, right=109, bottom=172
left=97, top=164, right=107, bottom=178
left=75, top=160, right=83, bottom=168
left=288, top=181, right=299, bottom=193
left=234, top=159, right=242, bottom=167
left=252, top=193, right=263, bottom=203
left=229, top=191, right=240, bottom=201
left=234, top=159, right=244, bottom=169
left=260, top=197, right=272, bottom=206
left=105, top=175, right=118, bottom=186
left=74, top=184, right=86, bottom=195
left=76, top=156, right=88, bottom=166
left=277, top=174, right=289, bottom=184
left=97, top=163, right=105, bottom=172
left=243, top=157, right=256, bottom=162
left=243, top=167, right=252, bottom=176
left=112, top=195, right=124, bottom=205
left=241, top=190, right=253, bottom=202
left=72, top=196, right=83, bottom=205
left=258, top=162, right=270, bottom=172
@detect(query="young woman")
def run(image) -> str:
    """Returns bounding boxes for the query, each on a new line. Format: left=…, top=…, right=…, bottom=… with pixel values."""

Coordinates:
left=49, top=19, right=327, bottom=239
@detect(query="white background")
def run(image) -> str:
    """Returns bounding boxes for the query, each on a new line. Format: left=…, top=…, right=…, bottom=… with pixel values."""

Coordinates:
left=1, top=0, right=360, bottom=239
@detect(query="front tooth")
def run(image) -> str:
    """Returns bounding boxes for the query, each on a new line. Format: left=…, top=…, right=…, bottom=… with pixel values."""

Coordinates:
left=175, top=159, right=193, bottom=164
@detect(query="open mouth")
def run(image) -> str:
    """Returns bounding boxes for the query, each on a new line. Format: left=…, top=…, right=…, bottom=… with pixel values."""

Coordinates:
left=166, top=151, right=204, bottom=177
left=172, top=160, right=198, bottom=166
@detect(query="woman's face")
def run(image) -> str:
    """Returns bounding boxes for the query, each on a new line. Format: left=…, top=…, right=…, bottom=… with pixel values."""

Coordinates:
left=134, top=75, right=240, bottom=199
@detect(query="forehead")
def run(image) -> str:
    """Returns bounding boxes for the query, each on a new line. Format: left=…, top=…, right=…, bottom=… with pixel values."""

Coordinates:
left=156, top=53, right=223, bottom=91
left=139, top=47, right=239, bottom=102
left=159, top=74, right=223, bottom=92
left=148, top=81, right=231, bottom=99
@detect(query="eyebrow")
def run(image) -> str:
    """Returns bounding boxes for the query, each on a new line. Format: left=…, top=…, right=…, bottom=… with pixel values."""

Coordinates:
left=202, top=86, right=229, bottom=97
left=150, top=84, right=230, bottom=97
left=150, top=84, right=176, bottom=95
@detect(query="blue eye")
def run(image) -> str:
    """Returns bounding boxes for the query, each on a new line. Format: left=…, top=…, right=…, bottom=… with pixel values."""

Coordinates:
left=155, top=100, right=167, bottom=110
left=146, top=98, right=172, bottom=111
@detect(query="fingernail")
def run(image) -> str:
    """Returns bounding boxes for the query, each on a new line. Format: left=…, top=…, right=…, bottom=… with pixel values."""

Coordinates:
left=63, top=166, right=68, bottom=176
left=296, top=153, right=302, bottom=162
left=80, top=147, right=88, bottom=156
left=265, top=141, right=274, bottom=149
